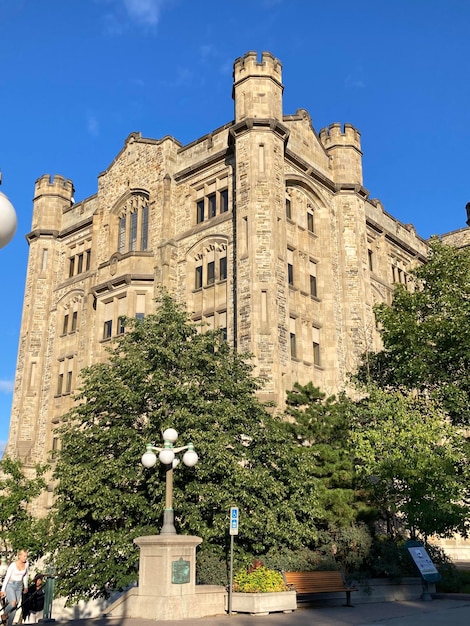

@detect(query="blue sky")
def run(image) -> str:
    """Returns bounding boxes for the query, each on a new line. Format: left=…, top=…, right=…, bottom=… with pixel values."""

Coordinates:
left=1, top=0, right=470, bottom=453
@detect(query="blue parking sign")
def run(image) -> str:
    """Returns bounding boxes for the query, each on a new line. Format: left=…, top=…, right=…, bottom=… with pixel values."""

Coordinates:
left=230, top=507, right=239, bottom=535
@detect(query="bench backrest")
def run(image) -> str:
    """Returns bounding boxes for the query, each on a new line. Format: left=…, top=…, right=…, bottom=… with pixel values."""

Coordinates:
left=284, top=571, right=346, bottom=594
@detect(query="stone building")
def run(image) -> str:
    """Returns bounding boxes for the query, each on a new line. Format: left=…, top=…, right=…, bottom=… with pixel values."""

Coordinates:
left=6, top=51, right=429, bottom=511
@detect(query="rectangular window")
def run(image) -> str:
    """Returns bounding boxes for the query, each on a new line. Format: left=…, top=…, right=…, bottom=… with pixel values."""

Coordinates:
left=77, top=253, right=84, bottom=274
left=141, top=205, right=149, bottom=251
left=368, top=249, right=374, bottom=272
left=41, top=249, right=48, bottom=272
left=57, top=373, right=64, bottom=396
left=219, top=311, right=227, bottom=341
left=103, top=320, right=112, bottom=339
left=68, top=257, right=75, bottom=278
left=196, top=199, right=204, bottom=224
left=220, top=189, right=229, bottom=213
left=135, top=312, right=145, bottom=321
left=290, top=317, right=297, bottom=358
left=208, top=194, right=217, bottom=218
left=287, top=249, right=294, bottom=286
left=286, top=198, right=292, bottom=219
left=313, top=327, right=321, bottom=366
left=62, top=314, right=69, bottom=335
left=71, top=311, right=78, bottom=331
left=195, top=265, right=203, bottom=289
left=118, top=215, right=126, bottom=253
left=85, top=249, right=91, bottom=271
left=309, top=260, right=317, bottom=297
left=130, top=212, right=138, bottom=251
left=66, top=370, right=73, bottom=394
left=307, top=211, right=314, bottom=233
left=219, top=256, right=227, bottom=281
left=118, top=316, right=126, bottom=334
left=207, top=261, right=215, bottom=285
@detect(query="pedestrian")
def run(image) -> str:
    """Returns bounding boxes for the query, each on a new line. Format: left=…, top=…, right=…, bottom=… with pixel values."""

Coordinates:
left=0, top=550, right=29, bottom=626
left=22, top=575, right=45, bottom=624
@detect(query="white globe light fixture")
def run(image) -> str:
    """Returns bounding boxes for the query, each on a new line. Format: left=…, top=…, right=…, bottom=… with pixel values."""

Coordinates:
left=141, top=429, right=198, bottom=534
left=0, top=190, right=17, bottom=249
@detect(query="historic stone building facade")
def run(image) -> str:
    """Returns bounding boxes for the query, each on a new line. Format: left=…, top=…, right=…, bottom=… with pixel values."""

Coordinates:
left=6, top=51, right=429, bottom=511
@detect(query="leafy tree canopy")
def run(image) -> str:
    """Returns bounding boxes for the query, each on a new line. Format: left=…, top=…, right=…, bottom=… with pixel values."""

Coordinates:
left=350, top=385, right=470, bottom=541
left=0, top=457, right=47, bottom=561
left=359, top=239, right=470, bottom=425
left=48, top=293, right=330, bottom=602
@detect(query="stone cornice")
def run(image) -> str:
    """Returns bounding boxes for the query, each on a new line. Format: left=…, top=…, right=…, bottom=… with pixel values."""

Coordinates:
left=229, top=118, right=290, bottom=142
left=91, top=273, right=154, bottom=296
left=173, top=148, right=232, bottom=183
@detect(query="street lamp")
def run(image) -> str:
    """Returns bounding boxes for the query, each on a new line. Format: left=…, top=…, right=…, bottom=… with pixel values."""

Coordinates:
left=0, top=173, right=17, bottom=249
left=141, top=428, right=198, bottom=535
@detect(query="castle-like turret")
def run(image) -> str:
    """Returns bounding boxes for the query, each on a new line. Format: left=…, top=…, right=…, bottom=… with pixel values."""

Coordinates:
left=232, top=51, right=284, bottom=122
left=31, top=174, right=75, bottom=232
left=319, top=123, right=363, bottom=185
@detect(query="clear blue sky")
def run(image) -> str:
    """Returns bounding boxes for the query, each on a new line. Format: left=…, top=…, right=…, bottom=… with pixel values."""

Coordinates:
left=1, top=0, right=470, bottom=453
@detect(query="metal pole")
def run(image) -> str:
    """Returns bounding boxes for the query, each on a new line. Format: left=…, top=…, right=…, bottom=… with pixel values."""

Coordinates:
left=160, top=464, right=176, bottom=534
left=228, top=534, right=234, bottom=615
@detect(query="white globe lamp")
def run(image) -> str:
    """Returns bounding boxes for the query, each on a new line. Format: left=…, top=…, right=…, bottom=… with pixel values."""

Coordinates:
left=0, top=191, right=17, bottom=249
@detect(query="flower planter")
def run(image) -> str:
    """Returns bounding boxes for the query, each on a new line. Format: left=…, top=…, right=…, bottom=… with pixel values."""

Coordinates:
left=228, top=590, right=297, bottom=615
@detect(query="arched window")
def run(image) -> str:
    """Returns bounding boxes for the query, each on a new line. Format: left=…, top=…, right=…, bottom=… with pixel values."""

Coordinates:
left=116, top=192, right=149, bottom=254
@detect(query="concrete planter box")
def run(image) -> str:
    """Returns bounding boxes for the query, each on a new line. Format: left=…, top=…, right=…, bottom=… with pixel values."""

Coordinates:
left=229, top=590, right=297, bottom=615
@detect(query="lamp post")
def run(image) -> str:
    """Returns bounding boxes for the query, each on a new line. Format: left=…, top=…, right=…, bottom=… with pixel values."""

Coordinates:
left=141, top=428, right=198, bottom=535
left=0, top=174, right=17, bottom=249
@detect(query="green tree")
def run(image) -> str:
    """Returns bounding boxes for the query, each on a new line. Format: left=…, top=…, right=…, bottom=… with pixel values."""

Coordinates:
left=48, top=294, right=325, bottom=602
left=350, top=386, right=470, bottom=541
left=284, top=382, right=359, bottom=527
left=359, top=239, right=470, bottom=426
left=0, top=457, right=47, bottom=560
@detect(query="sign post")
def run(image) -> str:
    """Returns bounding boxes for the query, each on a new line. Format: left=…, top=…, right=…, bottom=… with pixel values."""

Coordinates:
left=405, top=540, right=441, bottom=601
left=228, top=506, right=239, bottom=615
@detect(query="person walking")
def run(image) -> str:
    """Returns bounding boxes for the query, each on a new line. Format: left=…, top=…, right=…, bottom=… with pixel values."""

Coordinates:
left=0, top=550, right=29, bottom=626
left=22, top=575, right=44, bottom=624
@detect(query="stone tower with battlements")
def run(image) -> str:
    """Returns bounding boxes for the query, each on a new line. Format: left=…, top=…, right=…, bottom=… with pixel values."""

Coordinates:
left=6, top=51, right=428, bottom=515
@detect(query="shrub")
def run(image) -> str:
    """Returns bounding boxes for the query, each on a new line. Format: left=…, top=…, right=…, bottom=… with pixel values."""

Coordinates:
left=233, top=566, right=287, bottom=593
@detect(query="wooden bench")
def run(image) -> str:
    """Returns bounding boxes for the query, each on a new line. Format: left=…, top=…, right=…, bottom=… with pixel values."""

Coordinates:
left=283, top=571, right=357, bottom=607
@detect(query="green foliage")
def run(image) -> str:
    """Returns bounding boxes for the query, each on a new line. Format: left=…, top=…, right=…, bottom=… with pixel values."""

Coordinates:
left=284, top=382, right=361, bottom=527
left=47, top=293, right=325, bottom=602
left=350, top=386, right=470, bottom=540
left=358, top=239, right=470, bottom=426
left=233, top=566, right=287, bottom=593
left=0, top=458, right=47, bottom=561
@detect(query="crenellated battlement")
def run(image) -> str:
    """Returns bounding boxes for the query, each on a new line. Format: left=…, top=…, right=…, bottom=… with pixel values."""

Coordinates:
left=34, top=174, right=75, bottom=199
left=233, top=51, right=282, bottom=86
left=319, top=123, right=361, bottom=151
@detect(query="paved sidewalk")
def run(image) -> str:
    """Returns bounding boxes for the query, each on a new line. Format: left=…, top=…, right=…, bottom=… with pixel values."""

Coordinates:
left=59, top=597, right=470, bottom=626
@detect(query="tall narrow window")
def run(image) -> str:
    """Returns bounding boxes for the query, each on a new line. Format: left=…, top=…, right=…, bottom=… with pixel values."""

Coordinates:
left=307, top=210, right=314, bottom=233
left=103, top=320, right=112, bottom=339
left=57, top=373, right=64, bottom=396
left=77, top=253, right=84, bottom=274
left=196, top=199, right=204, bottom=224
left=141, top=205, right=149, bottom=251
left=309, top=260, right=317, bottom=298
left=219, top=256, right=227, bottom=281
left=368, top=249, right=374, bottom=272
left=41, top=249, right=48, bottom=272
left=118, top=316, right=126, bottom=334
left=85, top=249, right=91, bottom=271
left=68, top=257, right=75, bottom=278
left=207, top=261, right=215, bottom=285
left=286, top=198, right=292, bottom=219
left=65, top=370, right=73, bottom=394
left=118, top=215, right=126, bottom=253
left=130, top=211, right=138, bottom=251
left=313, top=326, right=321, bottom=366
left=290, top=317, right=297, bottom=358
left=220, top=189, right=229, bottom=213
left=287, top=249, right=294, bottom=286
left=195, top=265, right=203, bottom=290
left=71, top=311, right=78, bottom=331
left=208, top=194, right=216, bottom=218
left=62, top=314, right=69, bottom=335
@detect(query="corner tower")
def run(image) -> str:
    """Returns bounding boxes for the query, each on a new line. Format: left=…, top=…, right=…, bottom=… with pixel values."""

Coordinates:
left=233, top=51, right=283, bottom=122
